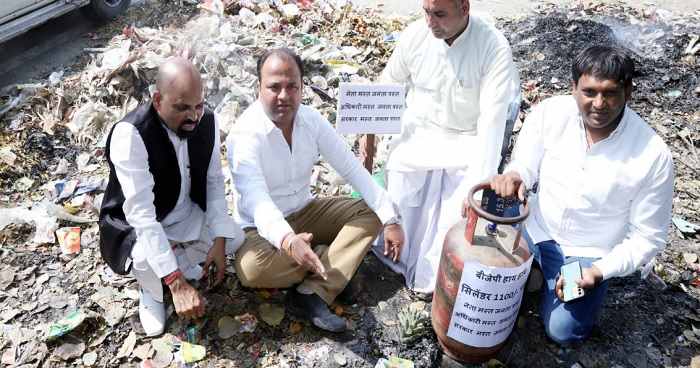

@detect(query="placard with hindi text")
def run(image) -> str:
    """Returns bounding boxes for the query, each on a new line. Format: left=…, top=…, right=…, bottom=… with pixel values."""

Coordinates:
left=336, top=83, right=405, bottom=134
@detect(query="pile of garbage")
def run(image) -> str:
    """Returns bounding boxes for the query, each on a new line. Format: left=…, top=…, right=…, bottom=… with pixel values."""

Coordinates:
left=0, top=0, right=409, bottom=204
left=0, top=0, right=699, bottom=367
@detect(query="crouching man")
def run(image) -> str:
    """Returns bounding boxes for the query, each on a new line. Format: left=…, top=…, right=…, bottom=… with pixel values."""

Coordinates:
left=490, top=46, right=674, bottom=344
left=99, top=57, right=244, bottom=336
left=226, top=48, right=405, bottom=332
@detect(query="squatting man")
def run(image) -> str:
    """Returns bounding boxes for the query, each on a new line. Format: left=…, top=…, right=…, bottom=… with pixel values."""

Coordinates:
left=99, top=57, right=244, bottom=336
left=226, top=48, right=406, bottom=332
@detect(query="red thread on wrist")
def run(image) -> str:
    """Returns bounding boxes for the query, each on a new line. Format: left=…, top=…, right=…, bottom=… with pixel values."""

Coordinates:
left=163, top=270, right=182, bottom=285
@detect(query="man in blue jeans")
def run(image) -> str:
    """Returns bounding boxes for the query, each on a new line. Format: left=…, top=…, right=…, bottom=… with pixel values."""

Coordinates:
left=490, top=45, right=674, bottom=345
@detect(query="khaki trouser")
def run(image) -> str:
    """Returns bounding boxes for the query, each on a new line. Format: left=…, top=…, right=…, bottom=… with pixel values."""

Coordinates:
left=234, top=197, right=382, bottom=305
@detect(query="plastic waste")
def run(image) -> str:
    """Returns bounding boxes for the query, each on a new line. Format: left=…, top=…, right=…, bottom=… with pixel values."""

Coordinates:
left=45, top=310, right=89, bottom=341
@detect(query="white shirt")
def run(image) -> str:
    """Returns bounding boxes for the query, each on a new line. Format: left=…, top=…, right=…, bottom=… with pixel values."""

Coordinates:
left=227, top=101, right=398, bottom=249
left=381, top=14, right=520, bottom=182
left=110, top=113, right=241, bottom=278
left=506, top=95, right=674, bottom=280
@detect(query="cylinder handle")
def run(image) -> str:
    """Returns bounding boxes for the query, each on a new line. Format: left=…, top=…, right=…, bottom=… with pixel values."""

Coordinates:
left=467, top=182, right=530, bottom=224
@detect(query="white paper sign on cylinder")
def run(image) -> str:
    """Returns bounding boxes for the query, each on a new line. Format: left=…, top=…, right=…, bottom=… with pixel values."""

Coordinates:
left=446, top=256, right=533, bottom=348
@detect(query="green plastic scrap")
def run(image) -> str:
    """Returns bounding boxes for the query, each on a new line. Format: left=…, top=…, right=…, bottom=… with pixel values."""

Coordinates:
left=45, top=310, right=87, bottom=341
left=300, top=34, right=319, bottom=46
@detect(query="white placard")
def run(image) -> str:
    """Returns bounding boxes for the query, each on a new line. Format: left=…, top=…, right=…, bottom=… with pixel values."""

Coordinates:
left=336, top=83, right=404, bottom=134
left=446, top=256, right=533, bottom=348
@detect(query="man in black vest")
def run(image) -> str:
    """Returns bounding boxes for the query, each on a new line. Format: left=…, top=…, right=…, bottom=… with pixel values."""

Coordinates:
left=99, top=57, right=243, bottom=336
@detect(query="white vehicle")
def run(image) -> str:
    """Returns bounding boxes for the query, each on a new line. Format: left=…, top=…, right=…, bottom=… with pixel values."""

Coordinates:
left=0, top=0, right=131, bottom=44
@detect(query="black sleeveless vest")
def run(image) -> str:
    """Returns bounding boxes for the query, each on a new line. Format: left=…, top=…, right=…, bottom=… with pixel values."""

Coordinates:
left=99, top=103, right=216, bottom=274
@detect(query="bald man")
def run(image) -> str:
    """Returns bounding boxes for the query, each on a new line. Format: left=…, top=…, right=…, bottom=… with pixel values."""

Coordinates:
left=99, top=57, right=244, bottom=336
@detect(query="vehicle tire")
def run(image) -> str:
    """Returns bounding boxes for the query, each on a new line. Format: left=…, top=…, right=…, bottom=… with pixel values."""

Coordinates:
left=83, top=0, right=131, bottom=21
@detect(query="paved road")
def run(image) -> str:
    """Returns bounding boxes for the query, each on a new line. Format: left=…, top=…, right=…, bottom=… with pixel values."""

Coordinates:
left=0, top=10, right=101, bottom=89
left=1, top=0, right=698, bottom=89
left=0, top=0, right=146, bottom=89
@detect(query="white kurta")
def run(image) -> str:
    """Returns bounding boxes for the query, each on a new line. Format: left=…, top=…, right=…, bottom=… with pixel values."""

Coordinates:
left=227, top=101, right=398, bottom=248
left=110, top=114, right=244, bottom=301
left=373, top=15, right=520, bottom=293
left=506, top=95, right=674, bottom=281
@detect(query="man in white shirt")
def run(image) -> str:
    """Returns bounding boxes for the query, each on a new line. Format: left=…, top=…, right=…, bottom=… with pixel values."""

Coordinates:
left=490, top=45, right=674, bottom=344
left=99, top=58, right=244, bottom=336
left=226, top=48, right=405, bottom=332
left=364, top=0, right=520, bottom=293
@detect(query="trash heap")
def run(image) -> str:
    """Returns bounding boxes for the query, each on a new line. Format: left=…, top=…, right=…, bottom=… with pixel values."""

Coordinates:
left=0, top=0, right=409, bottom=207
left=0, top=0, right=699, bottom=367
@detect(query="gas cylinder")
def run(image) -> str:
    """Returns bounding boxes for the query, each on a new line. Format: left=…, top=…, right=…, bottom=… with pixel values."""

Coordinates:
left=431, top=182, right=531, bottom=363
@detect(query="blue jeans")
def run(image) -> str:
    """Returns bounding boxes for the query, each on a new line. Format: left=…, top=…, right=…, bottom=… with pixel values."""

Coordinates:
left=525, top=234, right=609, bottom=345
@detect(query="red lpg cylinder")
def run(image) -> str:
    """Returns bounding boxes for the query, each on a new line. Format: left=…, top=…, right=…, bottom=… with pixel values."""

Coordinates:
left=431, top=183, right=531, bottom=364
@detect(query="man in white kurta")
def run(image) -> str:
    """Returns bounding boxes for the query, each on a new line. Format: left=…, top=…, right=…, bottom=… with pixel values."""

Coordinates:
left=491, top=46, right=674, bottom=344
left=227, top=49, right=404, bottom=332
left=371, top=0, right=520, bottom=293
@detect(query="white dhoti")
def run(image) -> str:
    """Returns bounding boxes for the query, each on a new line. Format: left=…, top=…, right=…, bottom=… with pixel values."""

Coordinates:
left=373, top=168, right=474, bottom=293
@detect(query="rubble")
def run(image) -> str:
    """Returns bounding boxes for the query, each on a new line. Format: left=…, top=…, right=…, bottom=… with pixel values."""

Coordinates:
left=0, top=0, right=699, bottom=367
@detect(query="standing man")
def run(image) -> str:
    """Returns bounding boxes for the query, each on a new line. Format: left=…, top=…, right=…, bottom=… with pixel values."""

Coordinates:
left=226, top=48, right=405, bottom=333
left=491, top=46, right=674, bottom=344
left=367, top=0, right=520, bottom=293
left=99, top=57, right=244, bottom=336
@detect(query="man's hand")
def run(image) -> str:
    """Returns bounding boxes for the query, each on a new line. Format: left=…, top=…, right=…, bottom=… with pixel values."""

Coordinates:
left=201, top=237, right=226, bottom=289
left=555, top=265, right=604, bottom=301
left=282, top=232, right=327, bottom=280
left=490, top=171, right=526, bottom=201
left=168, top=276, right=205, bottom=319
left=461, top=172, right=526, bottom=218
left=383, top=223, right=405, bottom=262
left=359, top=135, right=376, bottom=172
left=577, top=265, right=603, bottom=289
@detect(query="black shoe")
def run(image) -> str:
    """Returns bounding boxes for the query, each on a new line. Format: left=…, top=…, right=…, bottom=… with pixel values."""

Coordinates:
left=336, top=282, right=355, bottom=305
left=287, top=289, right=347, bottom=332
